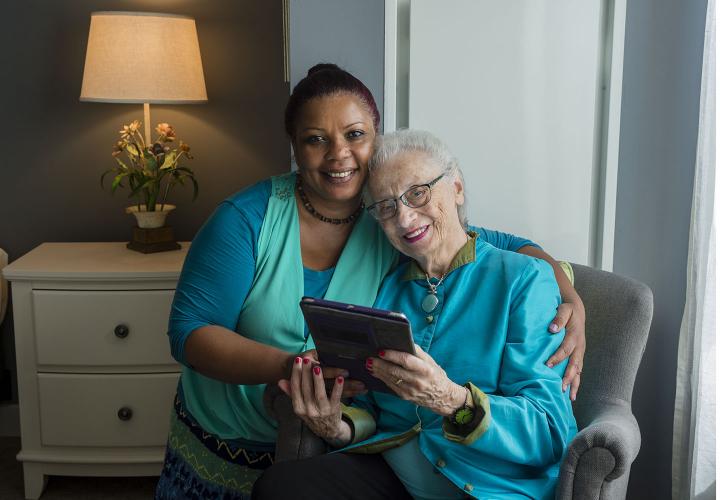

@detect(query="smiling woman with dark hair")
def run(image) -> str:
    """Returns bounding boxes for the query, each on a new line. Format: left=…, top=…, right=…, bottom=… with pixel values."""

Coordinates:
left=253, top=130, right=578, bottom=500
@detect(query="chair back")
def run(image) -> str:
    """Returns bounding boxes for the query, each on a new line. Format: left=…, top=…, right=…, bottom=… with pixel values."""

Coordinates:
left=570, top=264, right=653, bottom=429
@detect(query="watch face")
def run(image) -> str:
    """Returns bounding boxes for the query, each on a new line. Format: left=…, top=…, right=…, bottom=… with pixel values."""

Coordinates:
left=454, top=408, right=474, bottom=425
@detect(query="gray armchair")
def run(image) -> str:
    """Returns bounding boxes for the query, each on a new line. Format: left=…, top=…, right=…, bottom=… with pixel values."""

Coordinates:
left=555, top=264, right=652, bottom=499
left=264, top=263, right=653, bottom=499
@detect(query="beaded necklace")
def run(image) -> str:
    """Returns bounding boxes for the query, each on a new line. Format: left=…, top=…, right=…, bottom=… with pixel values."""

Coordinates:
left=296, top=176, right=364, bottom=225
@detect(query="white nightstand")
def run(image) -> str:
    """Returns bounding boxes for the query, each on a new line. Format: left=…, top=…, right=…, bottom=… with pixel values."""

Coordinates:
left=2, top=242, right=188, bottom=499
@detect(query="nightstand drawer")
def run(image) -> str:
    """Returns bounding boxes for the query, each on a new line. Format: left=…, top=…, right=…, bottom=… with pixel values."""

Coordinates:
left=38, top=372, right=179, bottom=447
left=33, top=290, right=176, bottom=368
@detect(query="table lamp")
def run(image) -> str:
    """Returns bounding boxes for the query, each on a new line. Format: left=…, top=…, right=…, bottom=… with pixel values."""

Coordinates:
left=80, top=11, right=207, bottom=253
left=80, top=11, right=207, bottom=144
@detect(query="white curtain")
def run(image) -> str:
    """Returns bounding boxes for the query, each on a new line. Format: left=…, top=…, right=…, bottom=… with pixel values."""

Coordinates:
left=672, top=0, right=716, bottom=498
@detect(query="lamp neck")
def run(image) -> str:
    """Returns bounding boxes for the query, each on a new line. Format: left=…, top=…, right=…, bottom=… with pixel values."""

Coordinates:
left=143, top=102, right=151, bottom=145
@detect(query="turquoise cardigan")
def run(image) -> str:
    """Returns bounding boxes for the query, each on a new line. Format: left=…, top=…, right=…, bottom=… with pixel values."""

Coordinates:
left=180, top=173, right=396, bottom=442
left=342, top=234, right=578, bottom=499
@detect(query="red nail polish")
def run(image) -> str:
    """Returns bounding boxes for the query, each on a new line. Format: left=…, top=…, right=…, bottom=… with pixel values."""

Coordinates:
left=294, top=357, right=302, bottom=364
left=365, top=358, right=373, bottom=370
left=378, top=350, right=385, bottom=357
left=337, top=376, right=344, bottom=384
left=303, top=358, right=310, bottom=365
left=313, top=366, right=321, bottom=375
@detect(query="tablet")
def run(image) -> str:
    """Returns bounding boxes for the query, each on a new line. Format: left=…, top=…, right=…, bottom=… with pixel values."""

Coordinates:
left=300, top=297, right=416, bottom=393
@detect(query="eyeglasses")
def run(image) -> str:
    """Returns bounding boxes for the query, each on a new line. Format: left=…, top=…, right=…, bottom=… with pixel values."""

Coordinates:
left=367, top=174, right=446, bottom=221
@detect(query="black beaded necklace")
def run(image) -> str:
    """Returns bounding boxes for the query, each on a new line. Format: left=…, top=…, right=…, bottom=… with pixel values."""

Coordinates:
left=296, top=175, right=364, bottom=225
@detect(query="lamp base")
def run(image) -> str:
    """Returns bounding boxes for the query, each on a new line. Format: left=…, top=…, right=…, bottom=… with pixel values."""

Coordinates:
left=127, top=226, right=181, bottom=254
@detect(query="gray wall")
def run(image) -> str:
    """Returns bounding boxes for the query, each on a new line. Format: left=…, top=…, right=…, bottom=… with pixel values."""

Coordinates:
left=289, top=0, right=385, bottom=131
left=0, top=0, right=290, bottom=402
left=615, top=0, right=708, bottom=498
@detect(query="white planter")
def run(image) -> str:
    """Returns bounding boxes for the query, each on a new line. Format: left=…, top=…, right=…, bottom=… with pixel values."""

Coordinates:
left=125, top=204, right=176, bottom=229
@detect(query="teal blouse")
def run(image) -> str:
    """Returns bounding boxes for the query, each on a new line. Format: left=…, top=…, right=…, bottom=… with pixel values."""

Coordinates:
left=342, top=233, right=578, bottom=499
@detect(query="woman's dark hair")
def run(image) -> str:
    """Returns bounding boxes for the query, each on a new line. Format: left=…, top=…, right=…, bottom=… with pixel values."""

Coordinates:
left=284, top=63, right=381, bottom=137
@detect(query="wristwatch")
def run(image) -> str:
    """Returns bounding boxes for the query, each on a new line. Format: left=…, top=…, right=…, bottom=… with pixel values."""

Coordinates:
left=451, top=386, right=475, bottom=425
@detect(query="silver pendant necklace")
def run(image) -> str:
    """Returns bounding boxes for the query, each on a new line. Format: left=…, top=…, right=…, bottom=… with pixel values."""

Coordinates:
left=420, top=233, right=470, bottom=313
left=422, top=272, right=448, bottom=313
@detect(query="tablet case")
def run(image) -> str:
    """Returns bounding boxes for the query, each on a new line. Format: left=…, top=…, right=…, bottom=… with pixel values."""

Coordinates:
left=300, top=297, right=416, bottom=393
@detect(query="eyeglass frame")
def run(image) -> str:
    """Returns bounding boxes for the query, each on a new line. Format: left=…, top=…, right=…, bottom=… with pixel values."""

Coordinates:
left=366, top=173, right=446, bottom=221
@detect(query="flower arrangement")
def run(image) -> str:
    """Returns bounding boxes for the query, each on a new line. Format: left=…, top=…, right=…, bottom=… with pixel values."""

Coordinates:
left=101, top=120, right=198, bottom=211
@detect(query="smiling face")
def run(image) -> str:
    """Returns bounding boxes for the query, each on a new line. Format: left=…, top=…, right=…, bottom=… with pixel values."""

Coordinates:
left=292, top=93, right=376, bottom=209
left=368, top=150, right=467, bottom=271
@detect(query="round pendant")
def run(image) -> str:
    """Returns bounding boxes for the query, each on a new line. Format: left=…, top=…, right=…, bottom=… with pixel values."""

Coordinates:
left=422, top=293, right=439, bottom=313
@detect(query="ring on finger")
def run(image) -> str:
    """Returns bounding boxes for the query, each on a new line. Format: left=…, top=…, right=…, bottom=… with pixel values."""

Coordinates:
left=395, top=378, right=404, bottom=386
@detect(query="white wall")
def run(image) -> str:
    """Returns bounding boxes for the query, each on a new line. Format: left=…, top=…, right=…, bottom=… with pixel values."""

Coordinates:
left=406, top=0, right=608, bottom=265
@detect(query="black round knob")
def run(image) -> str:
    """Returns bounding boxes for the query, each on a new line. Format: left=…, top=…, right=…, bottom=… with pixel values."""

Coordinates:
left=114, top=324, right=129, bottom=339
left=117, top=407, right=133, bottom=421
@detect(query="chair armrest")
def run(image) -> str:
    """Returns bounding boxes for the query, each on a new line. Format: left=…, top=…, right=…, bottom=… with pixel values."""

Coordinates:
left=556, top=401, right=640, bottom=499
left=264, top=383, right=327, bottom=462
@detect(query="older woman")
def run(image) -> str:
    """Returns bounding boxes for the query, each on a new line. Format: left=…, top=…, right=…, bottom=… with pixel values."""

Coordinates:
left=253, top=130, right=577, bottom=500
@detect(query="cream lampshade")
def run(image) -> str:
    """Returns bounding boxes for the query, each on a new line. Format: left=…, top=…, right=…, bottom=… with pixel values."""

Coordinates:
left=80, top=11, right=207, bottom=143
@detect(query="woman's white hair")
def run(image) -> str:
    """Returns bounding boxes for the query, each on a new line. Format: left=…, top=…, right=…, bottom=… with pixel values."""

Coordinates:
left=368, top=129, right=468, bottom=228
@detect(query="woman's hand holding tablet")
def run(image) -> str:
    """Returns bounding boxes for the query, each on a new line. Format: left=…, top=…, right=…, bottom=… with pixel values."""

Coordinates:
left=299, top=297, right=417, bottom=393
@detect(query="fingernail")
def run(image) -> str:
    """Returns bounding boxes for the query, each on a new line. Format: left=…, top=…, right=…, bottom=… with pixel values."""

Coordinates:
left=562, top=384, right=568, bottom=392
left=313, top=366, right=321, bottom=375
left=365, top=358, right=373, bottom=370
left=571, top=394, right=576, bottom=401
left=546, top=361, right=554, bottom=368
left=378, top=350, right=385, bottom=357
left=550, top=323, right=560, bottom=333
left=294, top=357, right=302, bottom=364
left=337, top=376, right=344, bottom=384
left=303, top=358, right=310, bottom=365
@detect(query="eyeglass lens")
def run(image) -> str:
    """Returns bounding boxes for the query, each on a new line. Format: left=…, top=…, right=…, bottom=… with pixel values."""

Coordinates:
left=370, top=185, right=431, bottom=220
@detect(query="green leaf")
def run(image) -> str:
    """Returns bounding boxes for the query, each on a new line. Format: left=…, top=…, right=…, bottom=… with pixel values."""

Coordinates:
left=126, top=143, right=139, bottom=157
left=129, top=178, right=155, bottom=199
left=111, top=173, right=127, bottom=193
left=114, top=157, right=129, bottom=171
left=144, top=155, right=158, bottom=172
left=161, top=151, right=177, bottom=170
left=155, top=169, right=169, bottom=182
left=189, top=176, right=199, bottom=200
left=100, top=169, right=115, bottom=189
left=174, top=166, right=196, bottom=175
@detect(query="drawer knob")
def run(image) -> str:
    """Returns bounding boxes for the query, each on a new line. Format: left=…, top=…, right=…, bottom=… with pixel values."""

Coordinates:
left=114, top=324, right=130, bottom=339
left=117, top=407, right=133, bottom=421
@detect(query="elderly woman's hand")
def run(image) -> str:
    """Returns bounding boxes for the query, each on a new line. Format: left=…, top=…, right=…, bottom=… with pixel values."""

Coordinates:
left=545, top=299, right=586, bottom=401
left=278, top=357, right=353, bottom=447
left=367, top=345, right=466, bottom=417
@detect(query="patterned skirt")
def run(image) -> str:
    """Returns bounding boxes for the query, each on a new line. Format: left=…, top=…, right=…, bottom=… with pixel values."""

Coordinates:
left=155, top=386, right=275, bottom=500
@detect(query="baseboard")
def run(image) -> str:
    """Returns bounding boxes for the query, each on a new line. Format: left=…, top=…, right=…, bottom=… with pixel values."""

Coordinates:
left=0, top=403, right=19, bottom=436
